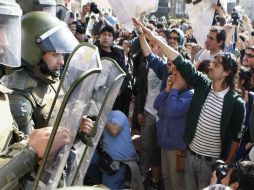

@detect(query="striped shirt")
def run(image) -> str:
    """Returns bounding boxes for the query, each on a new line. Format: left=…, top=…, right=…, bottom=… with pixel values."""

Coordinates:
left=190, top=86, right=229, bottom=158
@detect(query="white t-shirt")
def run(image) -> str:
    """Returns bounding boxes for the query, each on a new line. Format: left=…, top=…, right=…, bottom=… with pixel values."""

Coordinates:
left=196, top=49, right=223, bottom=63
left=144, top=68, right=161, bottom=116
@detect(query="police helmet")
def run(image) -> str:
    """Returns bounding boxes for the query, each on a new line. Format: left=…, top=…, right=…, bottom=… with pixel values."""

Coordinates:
left=0, top=0, right=22, bottom=67
left=21, top=11, right=78, bottom=67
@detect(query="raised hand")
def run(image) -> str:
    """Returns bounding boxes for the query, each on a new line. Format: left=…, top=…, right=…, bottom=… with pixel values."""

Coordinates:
left=132, top=17, right=155, bottom=41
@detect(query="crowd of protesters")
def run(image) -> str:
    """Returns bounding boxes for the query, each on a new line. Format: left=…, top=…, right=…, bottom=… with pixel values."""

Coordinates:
left=58, top=1, right=254, bottom=189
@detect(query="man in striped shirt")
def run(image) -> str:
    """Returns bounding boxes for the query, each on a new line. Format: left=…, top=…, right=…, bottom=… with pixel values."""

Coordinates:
left=132, top=18, right=245, bottom=190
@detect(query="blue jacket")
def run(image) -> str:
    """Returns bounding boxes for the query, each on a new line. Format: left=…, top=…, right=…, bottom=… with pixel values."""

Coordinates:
left=146, top=53, right=169, bottom=90
left=154, top=89, right=194, bottom=150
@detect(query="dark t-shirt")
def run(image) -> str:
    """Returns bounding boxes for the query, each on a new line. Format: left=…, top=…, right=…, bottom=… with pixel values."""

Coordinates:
left=99, top=50, right=115, bottom=60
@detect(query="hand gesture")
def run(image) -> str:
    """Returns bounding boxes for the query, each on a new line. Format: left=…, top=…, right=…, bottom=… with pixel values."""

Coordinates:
left=236, top=37, right=245, bottom=50
left=165, top=75, right=174, bottom=93
left=132, top=18, right=155, bottom=41
left=242, top=14, right=250, bottom=25
left=171, top=69, right=187, bottom=91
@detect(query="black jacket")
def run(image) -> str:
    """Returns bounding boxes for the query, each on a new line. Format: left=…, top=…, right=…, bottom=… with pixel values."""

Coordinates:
left=94, top=41, right=133, bottom=115
left=132, top=52, right=148, bottom=114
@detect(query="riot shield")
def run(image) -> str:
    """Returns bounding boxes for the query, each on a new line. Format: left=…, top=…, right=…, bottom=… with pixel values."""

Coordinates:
left=32, top=43, right=102, bottom=190
left=46, top=42, right=101, bottom=127
left=68, top=58, right=126, bottom=186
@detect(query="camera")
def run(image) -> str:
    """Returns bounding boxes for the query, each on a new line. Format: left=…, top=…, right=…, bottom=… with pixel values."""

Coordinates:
left=90, top=2, right=100, bottom=14
left=231, top=9, right=242, bottom=26
left=217, top=0, right=221, bottom=7
left=212, top=160, right=229, bottom=184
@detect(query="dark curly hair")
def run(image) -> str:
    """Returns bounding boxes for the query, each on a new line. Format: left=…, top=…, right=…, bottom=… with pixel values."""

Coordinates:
left=238, top=66, right=253, bottom=91
left=215, top=52, right=238, bottom=89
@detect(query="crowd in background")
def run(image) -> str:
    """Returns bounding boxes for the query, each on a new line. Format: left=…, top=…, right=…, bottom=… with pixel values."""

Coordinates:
left=56, top=1, right=254, bottom=189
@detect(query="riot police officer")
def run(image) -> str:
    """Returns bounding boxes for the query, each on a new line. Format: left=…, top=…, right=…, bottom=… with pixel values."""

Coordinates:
left=0, top=1, right=72, bottom=189
left=2, top=11, right=79, bottom=135
left=0, top=0, right=23, bottom=152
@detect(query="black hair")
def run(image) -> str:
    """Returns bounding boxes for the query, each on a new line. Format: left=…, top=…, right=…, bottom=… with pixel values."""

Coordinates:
left=210, top=26, right=226, bottom=50
left=238, top=66, right=253, bottom=91
left=148, top=19, right=157, bottom=27
left=237, top=161, right=254, bottom=190
left=215, top=52, right=238, bottom=89
left=99, top=25, right=116, bottom=39
left=118, top=38, right=129, bottom=46
left=162, top=29, right=171, bottom=40
left=197, top=60, right=211, bottom=75
left=157, top=22, right=164, bottom=29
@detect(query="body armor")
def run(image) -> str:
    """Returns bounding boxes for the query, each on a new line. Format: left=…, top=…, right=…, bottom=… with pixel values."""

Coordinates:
left=1, top=69, right=59, bottom=134
left=0, top=84, right=15, bottom=152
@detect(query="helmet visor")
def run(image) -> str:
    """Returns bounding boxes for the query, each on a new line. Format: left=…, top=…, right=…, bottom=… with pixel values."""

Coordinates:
left=37, top=23, right=78, bottom=54
left=0, top=15, right=21, bottom=67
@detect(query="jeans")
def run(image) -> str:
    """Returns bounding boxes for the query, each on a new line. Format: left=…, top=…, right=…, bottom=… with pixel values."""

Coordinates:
left=139, top=110, right=161, bottom=176
left=85, top=150, right=127, bottom=189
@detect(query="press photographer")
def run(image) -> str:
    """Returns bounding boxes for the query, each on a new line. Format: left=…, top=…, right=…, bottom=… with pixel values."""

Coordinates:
left=204, top=160, right=254, bottom=190
left=231, top=8, right=242, bottom=26
left=75, top=1, right=100, bottom=42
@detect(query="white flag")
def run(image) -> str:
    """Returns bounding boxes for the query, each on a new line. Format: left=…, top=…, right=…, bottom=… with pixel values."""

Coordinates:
left=107, top=0, right=159, bottom=31
left=186, top=0, right=227, bottom=46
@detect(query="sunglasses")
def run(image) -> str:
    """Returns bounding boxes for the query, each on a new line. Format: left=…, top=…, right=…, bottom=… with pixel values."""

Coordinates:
left=169, top=36, right=180, bottom=41
left=245, top=53, right=254, bottom=58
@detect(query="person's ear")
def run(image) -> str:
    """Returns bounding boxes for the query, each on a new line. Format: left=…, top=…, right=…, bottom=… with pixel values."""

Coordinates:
left=223, top=70, right=231, bottom=77
left=218, top=38, right=223, bottom=45
left=230, top=181, right=239, bottom=190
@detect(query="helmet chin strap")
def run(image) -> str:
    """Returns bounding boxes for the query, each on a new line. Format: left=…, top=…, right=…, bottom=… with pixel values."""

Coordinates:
left=39, top=59, right=61, bottom=79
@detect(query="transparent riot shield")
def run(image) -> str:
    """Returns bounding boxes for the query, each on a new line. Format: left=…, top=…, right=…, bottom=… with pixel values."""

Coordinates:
left=45, top=42, right=101, bottom=127
left=32, top=43, right=102, bottom=190
left=67, top=58, right=126, bottom=186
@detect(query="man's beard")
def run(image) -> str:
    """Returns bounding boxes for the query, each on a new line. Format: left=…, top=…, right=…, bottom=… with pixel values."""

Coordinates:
left=40, top=59, right=61, bottom=78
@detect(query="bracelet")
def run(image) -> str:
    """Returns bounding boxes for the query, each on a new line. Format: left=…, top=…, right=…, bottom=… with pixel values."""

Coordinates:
left=137, top=31, right=143, bottom=35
